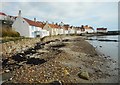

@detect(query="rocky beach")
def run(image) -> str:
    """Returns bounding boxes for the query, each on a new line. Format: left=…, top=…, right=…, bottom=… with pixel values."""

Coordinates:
left=1, top=35, right=119, bottom=84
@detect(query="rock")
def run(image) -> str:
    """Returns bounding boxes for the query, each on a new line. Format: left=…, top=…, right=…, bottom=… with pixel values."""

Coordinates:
left=5, top=70, right=10, bottom=73
left=95, top=68, right=102, bottom=73
left=49, top=42, right=65, bottom=47
left=64, top=69, right=69, bottom=76
left=8, top=49, right=12, bottom=53
left=44, top=44, right=51, bottom=49
left=49, top=81, right=62, bottom=85
left=62, top=39, right=69, bottom=42
left=78, top=71, right=89, bottom=80
left=37, top=49, right=49, bottom=53
left=112, top=60, right=116, bottom=63
left=9, top=77, right=13, bottom=81
left=21, top=51, right=24, bottom=53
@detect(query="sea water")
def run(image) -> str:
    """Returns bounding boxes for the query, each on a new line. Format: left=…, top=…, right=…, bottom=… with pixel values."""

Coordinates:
left=86, top=35, right=119, bottom=83
left=87, top=35, right=119, bottom=61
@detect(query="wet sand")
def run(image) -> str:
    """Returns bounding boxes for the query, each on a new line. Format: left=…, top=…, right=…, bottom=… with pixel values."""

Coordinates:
left=1, top=36, right=119, bottom=84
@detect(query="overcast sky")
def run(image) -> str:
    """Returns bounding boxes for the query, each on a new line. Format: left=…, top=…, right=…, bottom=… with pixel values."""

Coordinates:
left=1, top=1, right=118, bottom=31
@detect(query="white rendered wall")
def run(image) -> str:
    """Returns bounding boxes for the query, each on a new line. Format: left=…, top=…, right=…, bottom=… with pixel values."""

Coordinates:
left=0, top=15, right=7, bottom=20
left=85, top=29, right=94, bottom=33
left=97, top=30, right=107, bottom=33
left=12, top=16, right=30, bottom=37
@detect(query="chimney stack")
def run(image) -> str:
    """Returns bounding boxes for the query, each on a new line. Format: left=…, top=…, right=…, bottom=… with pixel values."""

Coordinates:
left=43, top=21, right=45, bottom=24
left=52, top=22, right=54, bottom=24
left=60, top=22, right=64, bottom=26
left=18, top=10, right=21, bottom=17
left=34, top=18, right=36, bottom=22
left=46, top=21, right=48, bottom=24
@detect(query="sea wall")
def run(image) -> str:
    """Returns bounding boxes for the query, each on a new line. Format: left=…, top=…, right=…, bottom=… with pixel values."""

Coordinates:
left=1, top=38, right=41, bottom=59
left=1, top=35, right=78, bottom=59
left=0, top=35, right=65, bottom=59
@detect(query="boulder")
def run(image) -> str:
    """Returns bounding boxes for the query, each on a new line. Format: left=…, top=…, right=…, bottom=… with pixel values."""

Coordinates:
left=78, top=71, right=89, bottom=80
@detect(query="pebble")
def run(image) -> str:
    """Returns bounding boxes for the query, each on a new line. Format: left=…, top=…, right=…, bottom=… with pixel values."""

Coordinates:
left=9, top=77, right=13, bottom=81
left=2, top=36, right=113, bottom=83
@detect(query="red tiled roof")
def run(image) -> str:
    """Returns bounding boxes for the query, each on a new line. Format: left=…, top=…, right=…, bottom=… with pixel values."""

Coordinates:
left=54, top=24, right=61, bottom=28
left=97, top=28, right=107, bottom=30
left=24, top=18, right=45, bottom=28
left=83, top=26, right=90, bottom=29
left=63, top=24, right=72, bottom=30
left=49, top=24, right=61, bottom=28
left=63, top=25, right=69, bottom=30
left=49, top=24, right=55, bottom=28
left=0, top=12, right=7, bottom=16
left=83, top=25, right=94, bottom=30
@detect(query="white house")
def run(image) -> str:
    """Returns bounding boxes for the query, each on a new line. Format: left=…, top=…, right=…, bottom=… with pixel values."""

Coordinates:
left=43, top=22, right=62, bottom=36
left=12, top=10, right=49, bottom=38
left=55, top=23, right=68, bottom=35
left=68, top=26, right=76, bottom=34
left=0, top=12, right=7, bottom=20
left=49, top=24, right=59, bottom=36
left=75, top=27, right=81, bottom=34
left=58, top=28, right=64, bottom=35
left=83, top=25, right=94, bottom=33
left=61, top=25, right=69, bottom=34
left=39, top=22, right=50, bottom=37
left=0, top=12, right=16, bottom=22
left=58, top=22, right=64, bottom=35
left=7, top=15, right=16, bottom=22
left=42, top=22, right=53, bottom=36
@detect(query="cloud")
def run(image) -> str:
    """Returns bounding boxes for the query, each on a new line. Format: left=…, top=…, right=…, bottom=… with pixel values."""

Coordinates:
left=1, top=2, right=118, bottom=30
left=1, top=0, right=120, bottom=2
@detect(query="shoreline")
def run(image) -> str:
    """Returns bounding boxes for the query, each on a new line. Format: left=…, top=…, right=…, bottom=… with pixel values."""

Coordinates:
left=1, top=35, right=119, bottom=84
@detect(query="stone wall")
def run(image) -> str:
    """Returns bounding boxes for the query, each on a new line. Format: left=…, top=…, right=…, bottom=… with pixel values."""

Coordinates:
left=1, top=38, right=41, bottom=59
left=1, top=35, right=77, bottom=59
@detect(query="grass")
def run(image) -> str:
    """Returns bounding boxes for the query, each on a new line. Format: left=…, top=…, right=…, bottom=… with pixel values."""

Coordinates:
left=0, top=27, right=31, bottom=43
left=1, top=37, right=31, bottom=43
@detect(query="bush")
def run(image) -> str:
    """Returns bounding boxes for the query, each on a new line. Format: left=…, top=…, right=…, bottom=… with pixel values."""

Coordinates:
left=0, top=27, right=20, bottom=37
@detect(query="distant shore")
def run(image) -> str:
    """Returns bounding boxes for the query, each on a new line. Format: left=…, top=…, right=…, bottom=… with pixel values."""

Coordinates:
left=1, top=35, right=118, bottom=84
left=81, top=31, right=120, bottom=37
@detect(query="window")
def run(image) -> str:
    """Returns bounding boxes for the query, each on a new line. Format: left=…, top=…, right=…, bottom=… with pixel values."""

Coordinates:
left=32, top=32, right=35, bottom=37
left=31, top=26, right=34, bottom=30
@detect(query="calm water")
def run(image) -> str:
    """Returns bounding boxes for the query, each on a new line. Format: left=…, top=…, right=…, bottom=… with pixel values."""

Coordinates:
left=86, top=35, right=119, bottom=62
left=86, top=35, right=119, bottom=83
